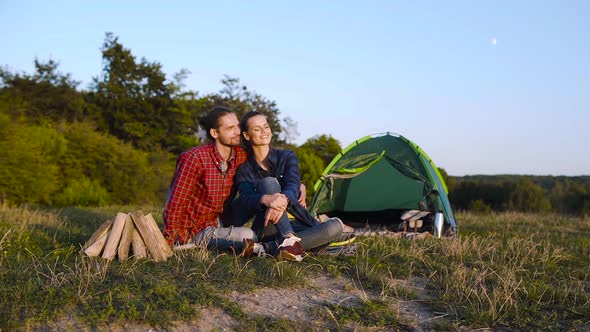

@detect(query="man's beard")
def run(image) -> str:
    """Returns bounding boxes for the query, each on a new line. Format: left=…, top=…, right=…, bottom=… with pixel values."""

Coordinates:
left=219, top=136, right=240, bottom=147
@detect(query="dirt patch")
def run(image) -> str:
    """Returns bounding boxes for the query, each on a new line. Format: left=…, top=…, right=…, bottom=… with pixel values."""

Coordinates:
left=225, top=274, right=444, bottom=331
left=170, top=307, right=236, bottom=332
left=225, top=275, right=363, bottom=330
left=34, top=275, right=444, bottom=331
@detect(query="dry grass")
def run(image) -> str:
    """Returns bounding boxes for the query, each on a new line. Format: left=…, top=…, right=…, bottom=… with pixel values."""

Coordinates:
left=1, top=205, right=589, bottom=330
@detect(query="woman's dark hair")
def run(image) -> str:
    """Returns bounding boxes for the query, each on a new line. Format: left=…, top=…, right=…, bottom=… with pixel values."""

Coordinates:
left=198, top=106, right=235, bottom=140
left=239, top=111, right=266, bottom=152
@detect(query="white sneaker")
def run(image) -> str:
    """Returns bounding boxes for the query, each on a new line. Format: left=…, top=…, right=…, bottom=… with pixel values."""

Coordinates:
left=278, top=236, right=304, bottom=262
left=241, top=239, right=266, bottom=257
left=279, top=236, right=302, bottom=248
left=253, top=242, right=266, bottom=257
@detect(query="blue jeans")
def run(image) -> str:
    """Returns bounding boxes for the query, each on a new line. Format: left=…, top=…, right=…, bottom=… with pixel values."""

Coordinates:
left=262, top=217, right=344, bottom=255
left=192, top=223, right=257, bottom=252
left=248, top=177, right=296, bottom=240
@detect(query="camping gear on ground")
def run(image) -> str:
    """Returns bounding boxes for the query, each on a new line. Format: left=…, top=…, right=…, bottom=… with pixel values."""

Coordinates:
left=309, top=132, right=457, bottom=238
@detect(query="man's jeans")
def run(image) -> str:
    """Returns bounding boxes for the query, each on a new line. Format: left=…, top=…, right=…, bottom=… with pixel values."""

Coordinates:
left=192, top=223, right=256, bottom=252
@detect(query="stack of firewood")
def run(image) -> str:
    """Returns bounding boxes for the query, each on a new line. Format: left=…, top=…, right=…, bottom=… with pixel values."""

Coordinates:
left=82, top=210, right=173, bottom=262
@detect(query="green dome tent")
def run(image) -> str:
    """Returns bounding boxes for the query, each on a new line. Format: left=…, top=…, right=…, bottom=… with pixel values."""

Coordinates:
left=309, top=132, right=457, bottom=237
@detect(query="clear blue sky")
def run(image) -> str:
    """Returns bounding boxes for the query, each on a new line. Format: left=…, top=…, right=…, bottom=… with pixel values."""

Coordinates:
left=1, top=1, right=588, bottom=176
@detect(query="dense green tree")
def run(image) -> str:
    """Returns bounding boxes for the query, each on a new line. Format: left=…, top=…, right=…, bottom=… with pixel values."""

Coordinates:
left=57, top=121, right=161, bottom=205
left=550, top=179, right=590, bottom=215
left=469, top=199, right=492, bottom=214
left=300, top=134, right=341, bottom=166
left=296, top=135, right=341, bottom=202
left=506, top=179, right=551, bottom=212
left=165, top=93, right=205, bottom=153
left=437, top=167, right=457, bottom=193
left=438, top=167, right=448, bottom=184
left=295, top=146, right=325, bottom=202
left=0, top=113, right=168, bottom=206
left=0, top=115, right=66, bottom=205
left=165, top=68, right=205, bottom=152
left=88, top=33, right=197, bottom=152
left=449, top=175, right=590, bottom=215
left=54, top=176, right=111, bottom=207
left=449, top=180, right=511, bottom=211
left=0, top=59, right=85, bottom=123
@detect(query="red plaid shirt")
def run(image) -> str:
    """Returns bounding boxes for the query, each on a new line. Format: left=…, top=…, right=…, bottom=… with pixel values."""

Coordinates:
left=163, top=143, right=247, bottom=245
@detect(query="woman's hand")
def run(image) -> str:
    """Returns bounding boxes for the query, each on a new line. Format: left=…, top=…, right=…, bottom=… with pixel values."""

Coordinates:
left=261, top=193, right=289, bottom=226
left=264, top=207, right=285, bottom=226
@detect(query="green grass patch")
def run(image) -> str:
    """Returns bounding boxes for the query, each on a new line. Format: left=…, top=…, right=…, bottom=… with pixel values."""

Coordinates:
left=320, top=299, right=413, bottom=330
left=1, top=205, right=589, bottom=330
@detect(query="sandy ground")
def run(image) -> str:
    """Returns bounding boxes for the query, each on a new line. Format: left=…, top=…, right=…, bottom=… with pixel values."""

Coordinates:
left=224, top=274, right=444, bottom=331
left=37, top=272, right=448, bottom=332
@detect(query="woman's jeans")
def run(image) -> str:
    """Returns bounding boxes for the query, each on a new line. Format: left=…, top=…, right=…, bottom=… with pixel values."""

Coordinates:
left=250, top=177, right=296, bottom=239
left=230, top=176, right=344, bottom=255
left=254, top=178, right=343, bottom=255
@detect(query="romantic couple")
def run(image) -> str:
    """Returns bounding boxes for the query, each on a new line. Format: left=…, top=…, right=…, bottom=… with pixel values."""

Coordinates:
left=163, top=106, right=349, bottom=261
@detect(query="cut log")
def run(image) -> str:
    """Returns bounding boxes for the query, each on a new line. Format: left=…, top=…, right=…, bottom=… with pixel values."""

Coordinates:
left=102, top=213, right=128, bottom=260
left=117, top=214, right=135, bottom=261
left=145, top=213, right=174, bottom=260
left=130, top=210, right=166, bottom=261
left=82, top=219, right=113, bottom=251
left=131, top=228, right=148, bottom=259
left=84, top=230, right=110, bottom=257
left=84, top=210, right=173, bottom=262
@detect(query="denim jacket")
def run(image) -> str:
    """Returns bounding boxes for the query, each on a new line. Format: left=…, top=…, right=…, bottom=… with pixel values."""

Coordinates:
left=233, top=148, right=320, bottom=228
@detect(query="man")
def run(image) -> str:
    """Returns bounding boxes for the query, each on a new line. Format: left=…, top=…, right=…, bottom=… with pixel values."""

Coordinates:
left=163, top=106, right=254, bottom=250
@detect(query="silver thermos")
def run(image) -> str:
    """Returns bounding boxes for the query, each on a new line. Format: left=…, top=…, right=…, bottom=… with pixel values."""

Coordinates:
left=434, top=212, right=444, bottom=238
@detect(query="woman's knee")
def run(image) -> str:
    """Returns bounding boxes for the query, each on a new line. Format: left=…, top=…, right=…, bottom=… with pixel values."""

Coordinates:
left=257, top=177, right=281, bottom=194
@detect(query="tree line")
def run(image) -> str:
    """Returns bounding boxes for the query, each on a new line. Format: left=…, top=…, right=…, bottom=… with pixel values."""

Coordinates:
left=446, top=175, right=590, bottom=216
left=0, top=33, right=340, bottom=207
left=1, top=33, right=588, bottom=216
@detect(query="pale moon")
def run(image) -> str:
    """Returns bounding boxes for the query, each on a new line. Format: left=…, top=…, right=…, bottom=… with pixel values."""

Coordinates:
left=491, top=37, right=497, bottom=45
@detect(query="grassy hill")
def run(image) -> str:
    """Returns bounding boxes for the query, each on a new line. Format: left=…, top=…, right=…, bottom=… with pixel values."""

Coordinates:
left=1, top=204, right=589, bottom=330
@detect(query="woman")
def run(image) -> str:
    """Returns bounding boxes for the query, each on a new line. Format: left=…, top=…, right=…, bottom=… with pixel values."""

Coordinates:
left=233, top=111, right=345, bottom=261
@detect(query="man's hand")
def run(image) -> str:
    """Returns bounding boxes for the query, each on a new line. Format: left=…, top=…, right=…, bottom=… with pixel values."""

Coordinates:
left=298, top=182, right=307, bottom=208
